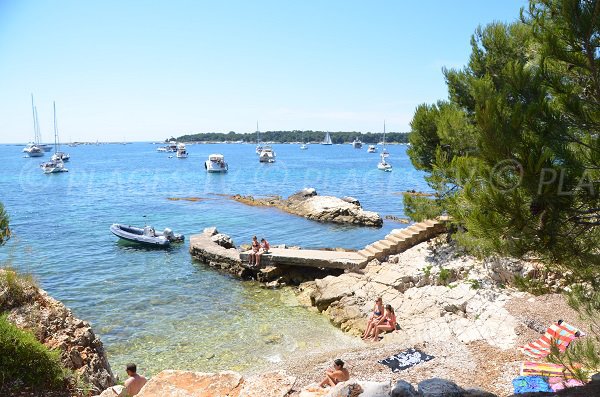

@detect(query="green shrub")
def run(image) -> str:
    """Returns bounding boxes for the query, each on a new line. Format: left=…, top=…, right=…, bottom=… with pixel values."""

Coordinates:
left=468, top=279, right=481, bottom=290
left=438, top=268, right=451, bottom=285
left=0, top=314, right=67, bottom=391
left=513, top=275, right=551, bottom=296
left=0, top=268, right=37, bottom=310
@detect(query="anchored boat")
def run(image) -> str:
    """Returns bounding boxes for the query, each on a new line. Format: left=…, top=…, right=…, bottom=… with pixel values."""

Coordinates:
left=205, top=153, right=228, bottom=172
left=110, top=224, right=184, bottom=247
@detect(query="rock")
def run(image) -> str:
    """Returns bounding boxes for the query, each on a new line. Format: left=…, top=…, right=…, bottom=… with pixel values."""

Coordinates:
left=203, top=226, right=219, bottom=237
left=357, top=380, right=391, bottom=397
left=341, top=196, right=360, bottom=206
left=232, top=190, right=382, bottom=227
left=463, top=389, right=498, bottom=397
left=211, top=233, right=235, bottom=249
left=0, top=272, right=115, bottom=392
left=391, top=380, right=418, bottom=397
left=237, top=370, right=296, bottom=397
left=136, top=370, right=243, bottom=397
left=417, top=378, right=464, bottom=397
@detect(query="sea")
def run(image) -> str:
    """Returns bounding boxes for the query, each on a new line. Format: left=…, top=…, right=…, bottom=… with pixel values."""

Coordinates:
left=0, top=142, right=428, bottom=378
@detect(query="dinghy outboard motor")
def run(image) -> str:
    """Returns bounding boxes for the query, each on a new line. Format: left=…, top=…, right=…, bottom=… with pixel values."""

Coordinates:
left=163, top=228, right=174, bottom=241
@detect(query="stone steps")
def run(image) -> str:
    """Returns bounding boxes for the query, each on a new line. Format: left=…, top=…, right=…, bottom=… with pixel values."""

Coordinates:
left=358, top=217, right=448, bottom=266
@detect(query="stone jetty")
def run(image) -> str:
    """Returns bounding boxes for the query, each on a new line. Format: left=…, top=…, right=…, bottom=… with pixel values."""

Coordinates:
left=232, top=188, right=383, bottom=227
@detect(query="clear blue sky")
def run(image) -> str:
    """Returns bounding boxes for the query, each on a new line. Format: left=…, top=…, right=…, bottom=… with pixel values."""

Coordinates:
left=0, top=0, right=527, bottom=143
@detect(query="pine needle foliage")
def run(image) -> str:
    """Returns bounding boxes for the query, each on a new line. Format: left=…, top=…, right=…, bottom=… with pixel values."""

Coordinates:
left=405, top=0, right=600, bottom=279
left=547, top=287, right=600, bottom=382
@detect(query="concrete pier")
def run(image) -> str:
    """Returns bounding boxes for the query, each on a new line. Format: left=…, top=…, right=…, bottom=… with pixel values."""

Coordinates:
left=239, top=248, right=365, bottom=270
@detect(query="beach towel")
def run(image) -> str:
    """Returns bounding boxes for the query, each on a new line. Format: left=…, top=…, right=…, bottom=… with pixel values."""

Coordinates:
left=512, top=376, right=552, bottom=394
left=548, top=377, right=585, bottom=392
left=377, top=348, right=434, bottom=373
left=519, top=321, right=581, bottom=359
left=520, top=361, right=579, bottom=379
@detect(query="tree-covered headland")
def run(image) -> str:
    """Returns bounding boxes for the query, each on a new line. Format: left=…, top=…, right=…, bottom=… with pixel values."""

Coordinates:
left=174, top=130, right=409, bottom=144
left=405, top=0, right=600, bottom=280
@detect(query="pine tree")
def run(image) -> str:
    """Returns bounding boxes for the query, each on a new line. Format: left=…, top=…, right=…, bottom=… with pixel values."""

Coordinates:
left=0, top=203, right=9, bottom=246
left=405, top=0, right=600, bottom=278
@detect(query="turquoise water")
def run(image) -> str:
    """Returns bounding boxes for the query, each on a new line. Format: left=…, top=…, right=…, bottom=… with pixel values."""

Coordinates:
left=1, top=142, right=428, bottom=377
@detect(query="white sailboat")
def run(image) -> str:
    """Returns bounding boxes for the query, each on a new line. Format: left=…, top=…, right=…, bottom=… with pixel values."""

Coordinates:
left=41, top=102, right=68, bottom=174
left=24, top=95, right=45, bottom=157
left=300, top=131, right=308, bottom=149
left=322, top=131, right=333, bottom=145
left=255, top=122, right=263, bottom=154
left=377, top=121, right=392, bottom=172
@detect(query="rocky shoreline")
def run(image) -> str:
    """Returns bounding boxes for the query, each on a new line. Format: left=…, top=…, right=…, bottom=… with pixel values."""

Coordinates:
left=4, top=228, right=596, bottom=396
left=0, top=269, right=115, bottom=395
left=232, top=188, right=383, bottom=227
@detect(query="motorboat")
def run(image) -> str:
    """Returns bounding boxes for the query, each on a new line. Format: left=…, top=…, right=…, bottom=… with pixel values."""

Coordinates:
left=351, top=138, right=363, bottom=149
left=41, top=159, right=68, bottom=174
left=24, top=143, right=44, bottom=157
left=322, top=131, right=333, bottom=145
left=110, top=224, right=184, bottom=247
left=205, top=153, right=228, bottom=172
left=156, top=146, right=168, bottom=152
left=300, top=143, right=308, bottom=150
left=367, top=145, right=377, bottom=153
left=176, top=143, right=188, bottom=158
left=259, top=146, right=276, bottom=163
left=51, top=152, right=70, bottom=162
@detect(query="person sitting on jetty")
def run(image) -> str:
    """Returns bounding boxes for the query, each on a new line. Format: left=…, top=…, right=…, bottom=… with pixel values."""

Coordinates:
left=254, top=237, right=270, bottom=267
left=115, top=363, right=147, bottom=396
left=370, top=304, right=397, bottom=342
left=248, top=235, right=260, bottom=266
left=361, top=297, right=384, bottom=339
left=319, top=359, right=350, bottom=388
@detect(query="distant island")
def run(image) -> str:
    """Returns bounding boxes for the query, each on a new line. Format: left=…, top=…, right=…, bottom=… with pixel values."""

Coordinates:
left=170, top=130, right=409, bottom=144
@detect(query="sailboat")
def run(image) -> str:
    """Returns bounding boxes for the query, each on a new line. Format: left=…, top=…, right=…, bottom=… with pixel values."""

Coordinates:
left=321, top=131, right=333, bottom=145
left=377, top=121, right=392, bottom=172
left=255, top=122, right=263, bottom=154
left=23, top=95, right=45, bottom=157
left=300, top=131, right=308, bottom=150
left=50, top=108, right=70, bottom=163
left=41, top=102, right=68, bottom=174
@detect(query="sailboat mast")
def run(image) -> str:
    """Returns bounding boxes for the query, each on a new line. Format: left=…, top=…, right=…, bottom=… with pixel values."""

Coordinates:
left=53, top=101, right=58, bottom=154
left=256, top=121, right=260, bottom=143
left=30, top=94, right=37, bottom=143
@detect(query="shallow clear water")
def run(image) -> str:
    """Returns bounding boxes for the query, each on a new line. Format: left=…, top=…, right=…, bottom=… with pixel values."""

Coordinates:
left=1, top=142, right=428, bottom=377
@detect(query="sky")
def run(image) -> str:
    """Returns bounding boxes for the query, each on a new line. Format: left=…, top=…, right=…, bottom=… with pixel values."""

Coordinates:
left=0, top=0, right=528, bottom=143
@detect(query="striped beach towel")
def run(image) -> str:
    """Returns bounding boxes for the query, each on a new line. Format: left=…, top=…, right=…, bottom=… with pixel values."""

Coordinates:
left=519, top=321, right=581, bottom=359
left=520, top=361, right=578, bottom=379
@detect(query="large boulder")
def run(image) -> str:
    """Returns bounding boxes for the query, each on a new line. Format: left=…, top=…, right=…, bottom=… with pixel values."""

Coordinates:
left=417, top=378, right=464, bottom=397
left=391, top=380, right=418, bottom=397
left=237, top=370, right=296, bottom=397
left=136, top=370, right=243, bottom=397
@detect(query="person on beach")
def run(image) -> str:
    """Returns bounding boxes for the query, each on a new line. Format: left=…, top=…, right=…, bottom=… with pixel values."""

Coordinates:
left=361, top=297, right=384, bottom=339
left=115, top=363, right=147, bottom=396
left=319, top=358, right=350, bottom=388
left=371, top=304, right=397, bottom=342
left=248, top=235, right=260, bottom=266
